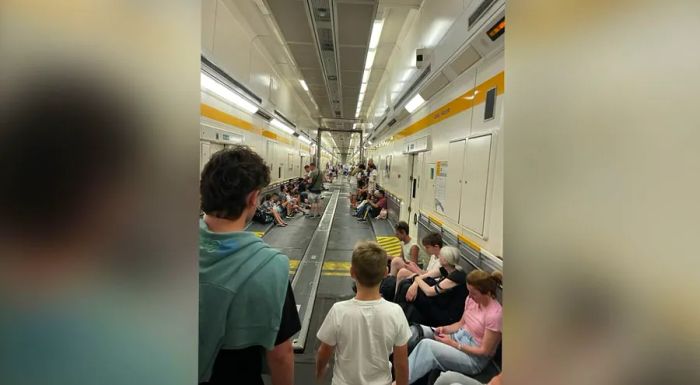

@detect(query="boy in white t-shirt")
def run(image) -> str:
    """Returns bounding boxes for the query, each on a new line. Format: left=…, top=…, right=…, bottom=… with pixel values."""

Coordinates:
left=316, top=241, right=411, bottom=385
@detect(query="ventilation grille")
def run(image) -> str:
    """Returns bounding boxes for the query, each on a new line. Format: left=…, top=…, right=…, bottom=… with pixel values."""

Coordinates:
left=274, top=110, right=296, bottom=128
left=469, top=0, right=496, bottom=28
left=394, top=65, right=431, bottom=111
left=375, top=116, right=388, bottom=130
left=387, top=118, right=397, bottom=127
left=255, top=109, right=272, bottom=121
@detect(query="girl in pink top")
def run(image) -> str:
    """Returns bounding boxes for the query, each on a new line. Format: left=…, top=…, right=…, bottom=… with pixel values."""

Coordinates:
left=403, top=270, right=503, bottom=384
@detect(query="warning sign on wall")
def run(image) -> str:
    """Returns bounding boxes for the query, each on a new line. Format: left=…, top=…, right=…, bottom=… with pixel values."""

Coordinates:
left=435, top=161, right=447, bottom=214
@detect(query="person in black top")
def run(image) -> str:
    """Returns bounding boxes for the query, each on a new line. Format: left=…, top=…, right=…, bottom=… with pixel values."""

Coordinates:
left=395, top=246, right=468, bottom=327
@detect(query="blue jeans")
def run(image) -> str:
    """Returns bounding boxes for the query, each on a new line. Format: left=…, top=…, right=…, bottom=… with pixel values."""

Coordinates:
left=408, top=326, right=490, bottom=384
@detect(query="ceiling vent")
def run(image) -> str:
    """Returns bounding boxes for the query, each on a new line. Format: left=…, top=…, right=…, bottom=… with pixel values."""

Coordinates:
left=255, top=109, right=272, bottom=121
left=469, top=0, right=497, bottom=28
left=447, top=45, right=482, bottom=75
left=421, top=45, right=482, bottom=101
left=274, top=110, right=296, bottom=128
left=419, top=72, right=450, bottom=101
left=387, top=118, right=397, bottom=127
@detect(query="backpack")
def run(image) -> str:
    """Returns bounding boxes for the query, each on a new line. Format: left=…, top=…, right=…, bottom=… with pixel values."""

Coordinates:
left=253, top=208, right=273, bottom=224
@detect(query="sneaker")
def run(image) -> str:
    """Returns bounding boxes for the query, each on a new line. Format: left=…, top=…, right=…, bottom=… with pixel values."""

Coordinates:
left=286, top=215, right=294, bottom=219
left=357, top=218, right=366, bottom=222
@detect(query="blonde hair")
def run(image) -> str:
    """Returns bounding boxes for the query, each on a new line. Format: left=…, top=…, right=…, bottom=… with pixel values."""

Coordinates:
left=351, top=241, right=387, bottom=287
left=467, top=270, right=503, bottom=297
left=439, top=246, right=462, bottom=270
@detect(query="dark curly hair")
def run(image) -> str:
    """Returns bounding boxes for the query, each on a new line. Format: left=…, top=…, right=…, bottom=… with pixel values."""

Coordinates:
left=200, top=146, right=270, bottom=219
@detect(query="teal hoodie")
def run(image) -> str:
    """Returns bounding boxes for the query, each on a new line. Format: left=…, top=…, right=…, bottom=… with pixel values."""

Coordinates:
left=198, top=219, right=289, bottom=382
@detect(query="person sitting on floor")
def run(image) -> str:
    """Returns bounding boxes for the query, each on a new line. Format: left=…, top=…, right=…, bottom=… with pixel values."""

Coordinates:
left=404, top=270, right=502, bottom=384
left=261, top=194, right=287, bottom=227
left=392, top=232, right=443, bottom=294
left=356, top=190, right=387, bottom=222
left=394, top=246, right=468, bottom=326
left=388, top=221, right=424, bottom=276
left=434, top=372, right=502, bottom=385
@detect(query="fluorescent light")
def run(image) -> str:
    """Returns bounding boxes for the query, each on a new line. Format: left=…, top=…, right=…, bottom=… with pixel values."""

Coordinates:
left=270, top=118, right=295, bottom=135
left=369, top=19, right=384, bottom=49
left=201, top=72, right=258, bottom=114
left=299, top=135, right=311, bottom=145
left=368, top=140, right=373, bottom=145
left=362, top=70, right=370, bottom=83
left=299, top=79, right=309, bottom=91
left=405, top=93, right=425, bottom=113
left=364, top=49, right=376, bottom=69
left=360, top=83, right=367, bottom=93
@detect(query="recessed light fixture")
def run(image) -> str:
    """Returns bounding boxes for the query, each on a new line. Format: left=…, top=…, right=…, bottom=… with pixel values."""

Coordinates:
left=299, top=79, right=309, bottom=91
left=201, top=72, right=258, bottom=114
left=405, top=93, right=426, bottom=113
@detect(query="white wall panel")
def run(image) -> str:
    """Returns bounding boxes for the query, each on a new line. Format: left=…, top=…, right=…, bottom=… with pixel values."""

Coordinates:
left=445, top=139, right=465, bottom=222
left=213, top=1, right=251, bottom=82
left=460, top=134, right=492, bottom=235
left=248, top=43, right=272, bottom=102
left=202, top=0, right=217, bottom=57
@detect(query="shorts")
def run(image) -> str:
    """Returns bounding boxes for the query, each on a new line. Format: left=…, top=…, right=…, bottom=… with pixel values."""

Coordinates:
left=307, top=191, right=321, bottom=203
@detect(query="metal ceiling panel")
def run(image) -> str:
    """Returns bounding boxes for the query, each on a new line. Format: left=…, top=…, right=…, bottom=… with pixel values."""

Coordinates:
left=341, top=70, right=362, bottom=85
left=300, top=68, right=327, bottom=86
left=288, top=44, right=322, bottom=69
left=338, top=46, right=366, bottom=71
left=336, top=2, right=374, bottom=46
left=267, top=0, right=314, bottom=43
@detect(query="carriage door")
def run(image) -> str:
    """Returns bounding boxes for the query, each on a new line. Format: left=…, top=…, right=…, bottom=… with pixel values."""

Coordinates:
left=408, top=153, right=423, bottom=226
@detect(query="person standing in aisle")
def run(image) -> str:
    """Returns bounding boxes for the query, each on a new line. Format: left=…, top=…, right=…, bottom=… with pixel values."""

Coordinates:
left=307, top=162, right=324, bottom=218
left=199, top=146, right=300, bottom=385
left=316, top=241, right=411, bottom=385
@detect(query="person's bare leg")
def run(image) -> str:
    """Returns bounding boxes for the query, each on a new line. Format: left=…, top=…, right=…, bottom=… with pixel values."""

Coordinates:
left=395, top=267, right=415, bottom=293
left=390, top=257, right=406, bottom=276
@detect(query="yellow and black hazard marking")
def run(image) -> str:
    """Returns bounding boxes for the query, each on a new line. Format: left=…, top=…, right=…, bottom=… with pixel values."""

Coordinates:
left=253, top=231, right=265, bottom=238
left=288, top=260, right=351, bottom=276
left=376, top=236, right=402, bottom=257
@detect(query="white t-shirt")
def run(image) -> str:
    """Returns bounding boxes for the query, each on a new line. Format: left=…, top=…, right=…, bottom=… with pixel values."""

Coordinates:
left=425, top=254, right=440, bottom=272
left=402, top=239, right=418, bottom=261
left=368, top=169, right=378, bottom=190
left=317, top=298, right=411, bottom=385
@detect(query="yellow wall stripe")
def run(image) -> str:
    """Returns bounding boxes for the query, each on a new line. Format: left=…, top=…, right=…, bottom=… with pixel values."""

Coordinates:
left=423, top=211, right=486, bottom=254
left=395, top=71, right=504, bottom=139
left=201, top=103, right=260, bottom=134
left=458, top=234, right=482, bottom=253
left=428, top=215, right=443, bottom=227
left=200, top=103, right=292, bottom=145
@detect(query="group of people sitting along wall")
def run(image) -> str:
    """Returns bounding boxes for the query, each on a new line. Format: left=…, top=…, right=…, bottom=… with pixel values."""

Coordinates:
left=316, top=229, right=503, bottom=385
left=255, top=162, right=326, bottom=227
left=349, top=160, right=387, bottom=221
left=198, top=145, right=502, bottom=385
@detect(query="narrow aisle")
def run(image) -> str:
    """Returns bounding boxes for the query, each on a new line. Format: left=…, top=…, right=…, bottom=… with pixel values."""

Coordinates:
left=291, top=176, right=378, bottom=385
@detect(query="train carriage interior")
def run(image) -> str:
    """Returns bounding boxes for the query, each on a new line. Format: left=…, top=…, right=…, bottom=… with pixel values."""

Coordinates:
left=201, top=1, right=505, bottom=384
left=3, top=0, right=700, bottom=384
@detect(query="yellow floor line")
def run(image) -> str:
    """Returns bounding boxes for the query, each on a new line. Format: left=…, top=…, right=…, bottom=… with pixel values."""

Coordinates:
left=288, top=259, right=351, bottom=276
left=253, top=231, right=265, bottom=238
